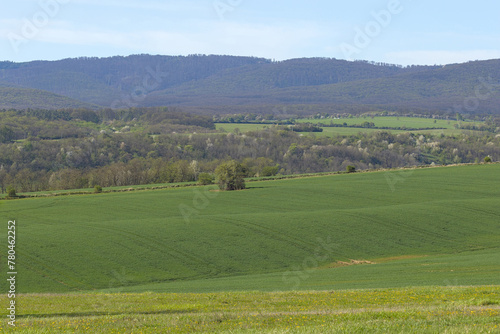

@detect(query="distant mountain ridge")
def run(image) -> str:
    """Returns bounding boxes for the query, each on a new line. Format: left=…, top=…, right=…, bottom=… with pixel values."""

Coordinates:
left=1, top=55, right=499, bottom=115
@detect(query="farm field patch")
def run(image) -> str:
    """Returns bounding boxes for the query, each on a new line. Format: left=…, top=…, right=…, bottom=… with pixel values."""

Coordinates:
left=216, top=116, right=487, bottom=137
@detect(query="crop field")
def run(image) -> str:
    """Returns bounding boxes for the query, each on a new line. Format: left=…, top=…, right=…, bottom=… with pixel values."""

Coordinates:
left=296, top=116, right=461, bottom=129
left=216, top=116, right=486, bottom=136
left=216, top=123, right=272, bottom=133
left=0, top=181, right=198, bottom=199
left=215, top=122, right=455, bottom=137
left=1, top=164, right=499, bottom=293
left=215, top=122, right=399, bottom=135
left=1, top=164, right=499, bottom=332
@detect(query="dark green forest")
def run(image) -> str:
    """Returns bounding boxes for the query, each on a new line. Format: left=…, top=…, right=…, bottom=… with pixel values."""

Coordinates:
left=1, top=55, right=499, bottom=114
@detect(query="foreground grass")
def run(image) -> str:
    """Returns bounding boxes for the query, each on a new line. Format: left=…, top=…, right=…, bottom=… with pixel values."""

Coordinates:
left=1, top=286, right=498, bottom=333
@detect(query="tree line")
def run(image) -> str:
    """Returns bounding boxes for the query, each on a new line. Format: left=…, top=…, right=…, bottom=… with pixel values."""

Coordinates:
left=1, top=124, right=499, bottom=193
left=0, top=107, right=215, bottom=142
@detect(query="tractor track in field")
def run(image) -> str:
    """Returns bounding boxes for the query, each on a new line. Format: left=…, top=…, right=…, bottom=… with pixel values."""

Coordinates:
left=454, top=200, right=500, bottom=220
left=16, top=250, right=94, bottom=291
left=350, top=207, right=458, bottom=245
left=210, top=216, right=344, bottom=258
left=83, top=223, right=214, bottom=280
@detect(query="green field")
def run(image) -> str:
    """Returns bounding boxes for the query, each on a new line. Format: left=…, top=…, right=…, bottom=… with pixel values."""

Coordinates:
left=296, top=116, right=461, bottom=129
left=216, top=116, right=486, bottom=136
left=1, top=164, right=499, bottom=294
left=217, top=122, right=374, bottom=136
left=215, top=122, right=457, bottom=137
left=216, top=123, right=272, bottom=133
left=2, top=164, right=499, bottom=332
left=0, top=181, right=198, bottom=199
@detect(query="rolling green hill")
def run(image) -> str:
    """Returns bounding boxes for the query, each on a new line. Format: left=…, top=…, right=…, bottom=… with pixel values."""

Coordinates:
left=1, top=164, right=499, bottom=294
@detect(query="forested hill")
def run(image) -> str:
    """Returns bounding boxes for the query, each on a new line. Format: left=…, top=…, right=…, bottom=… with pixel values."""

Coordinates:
left=1, top=55, right=499, bottom=114
left=0, top=83, right=98, bottom=110
left=0, top=55, right=268, bottom=108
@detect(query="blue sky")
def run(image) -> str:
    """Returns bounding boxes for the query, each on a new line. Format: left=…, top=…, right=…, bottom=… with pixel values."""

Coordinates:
left=1, top=0, right=500, bottom=65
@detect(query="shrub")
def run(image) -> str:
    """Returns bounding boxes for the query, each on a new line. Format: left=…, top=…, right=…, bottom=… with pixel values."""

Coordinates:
left=484, top=156, right=492, bottom=163
left=261, top=165, right=280, bottom=177
left=198, top=173, right=214, bottom=185
left=6, top=186, right=16, bottom=198
left=94, top=185, right=103, bottom=193
left=346, top=165, right=356, bottom=173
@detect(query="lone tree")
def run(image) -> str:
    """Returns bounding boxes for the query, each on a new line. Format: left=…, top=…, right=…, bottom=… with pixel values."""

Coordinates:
left=215, top=161, right=246, bottom=191
left=484, top=156, right=492, bottom=163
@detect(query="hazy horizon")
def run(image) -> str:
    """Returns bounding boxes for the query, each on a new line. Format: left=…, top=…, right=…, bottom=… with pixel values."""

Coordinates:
left=3, top=53, right=500, bottom=68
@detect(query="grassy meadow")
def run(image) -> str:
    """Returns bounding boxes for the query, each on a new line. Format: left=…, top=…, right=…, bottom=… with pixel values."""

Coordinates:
left=1, top=164, right=499, bottom=332
left=216, top=123, right=272, bottom=133
left=216, top=122, right=399, bottom=136
left=296, top=116, right=459, bottom=129
left=216, top=116, right=486, bottom=136
left=0, top=286, right=498, bottom=333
